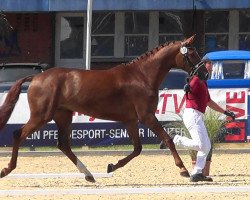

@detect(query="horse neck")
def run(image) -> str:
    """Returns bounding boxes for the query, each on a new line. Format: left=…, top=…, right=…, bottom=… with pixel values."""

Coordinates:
left=138, top=43, right=180, bottom=90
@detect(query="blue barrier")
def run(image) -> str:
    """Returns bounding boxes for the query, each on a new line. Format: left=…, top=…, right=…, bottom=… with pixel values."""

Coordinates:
left=0, top=122, right=171, bottom=147
left=208, top=79, right=250, bottom=88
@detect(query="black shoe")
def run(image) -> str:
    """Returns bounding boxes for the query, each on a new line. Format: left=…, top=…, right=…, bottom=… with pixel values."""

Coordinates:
left=168, top=130, right=177, bottom=140
left=190, top=173, right=213, bottom=182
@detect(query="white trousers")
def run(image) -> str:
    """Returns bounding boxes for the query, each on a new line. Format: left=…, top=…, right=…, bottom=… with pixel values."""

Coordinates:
left=173, top=108, right=211, bottom=175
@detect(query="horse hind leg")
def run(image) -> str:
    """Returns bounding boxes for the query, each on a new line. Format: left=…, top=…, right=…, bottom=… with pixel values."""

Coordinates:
left=0, top=129, right=22, bottom=178
left=53, top=109, right=95, bottom=183
left=107, top=120, right=142, bottom=173
left=0, top=118, right=45, bottom=178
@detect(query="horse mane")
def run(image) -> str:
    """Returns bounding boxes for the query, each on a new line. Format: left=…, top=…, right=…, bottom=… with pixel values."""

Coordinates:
left=123, top=40, right=177, bottom=66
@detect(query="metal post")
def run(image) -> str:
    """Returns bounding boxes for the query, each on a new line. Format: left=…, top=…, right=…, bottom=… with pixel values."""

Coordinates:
left=85, top=0, right=93, bottom=70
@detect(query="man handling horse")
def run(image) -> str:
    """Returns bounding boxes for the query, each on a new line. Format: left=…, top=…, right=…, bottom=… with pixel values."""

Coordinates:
left=169, top=58, right=235, bottom=182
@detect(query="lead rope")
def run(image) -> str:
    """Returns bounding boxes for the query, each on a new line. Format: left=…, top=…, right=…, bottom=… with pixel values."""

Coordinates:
left=185, top=77, right=190, bottom=100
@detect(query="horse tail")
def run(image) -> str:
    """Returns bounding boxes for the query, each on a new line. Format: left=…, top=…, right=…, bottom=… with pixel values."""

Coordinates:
left=0, top=75, right=33, bottom=131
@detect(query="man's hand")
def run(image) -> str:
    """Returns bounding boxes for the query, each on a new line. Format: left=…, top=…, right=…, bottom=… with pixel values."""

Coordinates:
left=184, top=84, right=191, bottom=93
left=224, top=110, right=235, bottom=121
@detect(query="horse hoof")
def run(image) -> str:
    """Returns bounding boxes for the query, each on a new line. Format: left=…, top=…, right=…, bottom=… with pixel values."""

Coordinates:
left=0, top=171, right=4, bottom=178
left=180, top=171, right=190, bottom=177
left=85, top=175, right=96, bottom=183
left=107, top=164, right=114, bottom=173
left=0, top=168, right=8, bottom=178
left=0, top=168, right=9, bottom=178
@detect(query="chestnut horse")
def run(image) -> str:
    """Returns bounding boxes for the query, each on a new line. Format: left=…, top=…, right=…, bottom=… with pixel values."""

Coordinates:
left=0, top=35, right=208, bottom=183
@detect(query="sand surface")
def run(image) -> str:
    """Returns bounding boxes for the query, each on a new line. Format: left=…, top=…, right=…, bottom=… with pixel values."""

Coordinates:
left=0, top=152, right=249, bottom=199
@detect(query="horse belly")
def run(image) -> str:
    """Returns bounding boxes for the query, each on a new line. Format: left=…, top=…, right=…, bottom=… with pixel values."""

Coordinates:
left=67, top=95, right=136, bottom=122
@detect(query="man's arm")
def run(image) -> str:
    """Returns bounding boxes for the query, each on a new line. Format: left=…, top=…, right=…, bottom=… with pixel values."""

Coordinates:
left=207, top=99, right=225, bottom=114
left=207, top=99, right=235, bottom=120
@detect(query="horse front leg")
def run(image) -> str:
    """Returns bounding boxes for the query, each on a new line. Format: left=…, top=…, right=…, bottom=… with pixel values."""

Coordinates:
left=142, top=114, right=190, bottom=177
left=57, top=133, right=95, bottom=183
left=107, top=120, right=142, bottom=173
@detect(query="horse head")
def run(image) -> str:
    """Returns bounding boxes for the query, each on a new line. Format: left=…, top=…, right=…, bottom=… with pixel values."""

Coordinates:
left=175, top=35, right=209, bottom=80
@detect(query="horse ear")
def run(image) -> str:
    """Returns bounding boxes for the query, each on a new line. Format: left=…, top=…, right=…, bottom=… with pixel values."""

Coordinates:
left=182, top=34, right=196, bottom=45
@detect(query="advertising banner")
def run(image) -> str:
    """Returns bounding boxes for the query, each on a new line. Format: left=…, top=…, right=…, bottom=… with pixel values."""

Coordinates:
left=0, top=88, right=248, bottom=146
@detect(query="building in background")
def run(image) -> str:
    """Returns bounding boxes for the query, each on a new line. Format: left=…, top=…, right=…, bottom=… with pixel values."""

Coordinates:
left=0, top=0, right=250, bottom=69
